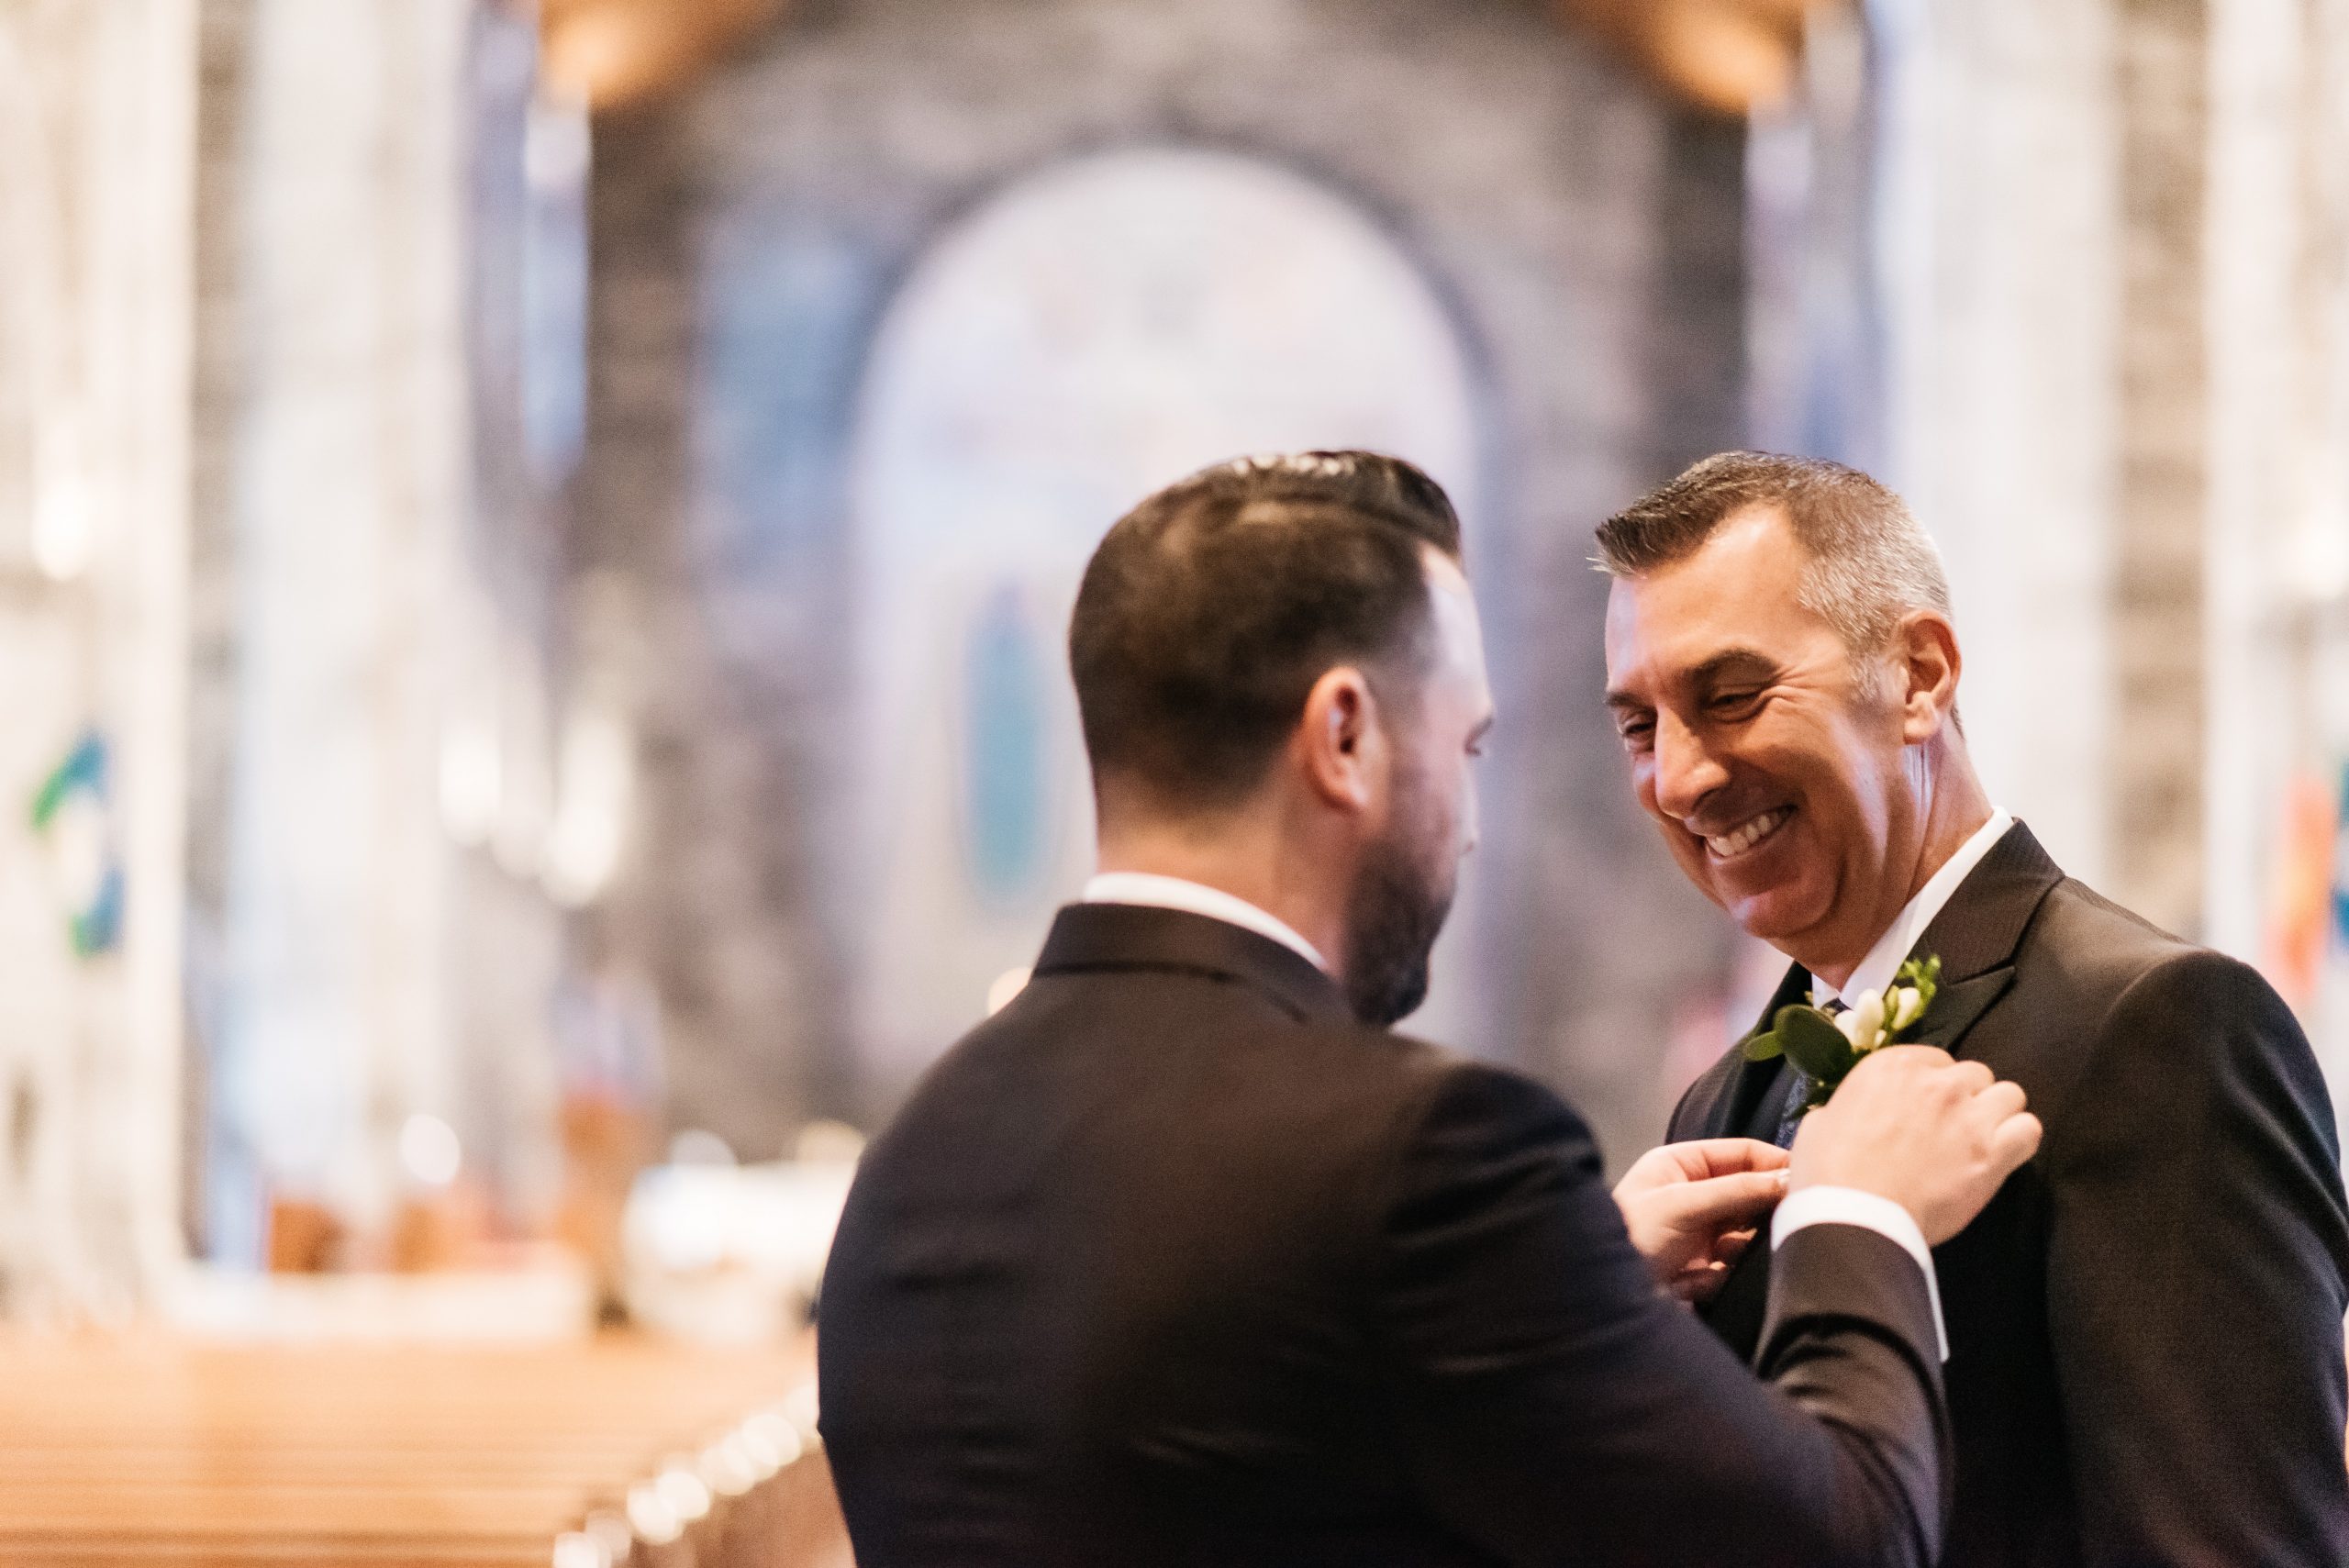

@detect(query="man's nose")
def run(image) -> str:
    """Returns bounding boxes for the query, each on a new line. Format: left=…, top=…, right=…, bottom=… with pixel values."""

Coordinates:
left=1650, top=713, right=1730, bottom=822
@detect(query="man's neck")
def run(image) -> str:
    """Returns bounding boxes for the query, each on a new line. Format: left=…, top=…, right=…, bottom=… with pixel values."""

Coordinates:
left=1094, top=817, right=1349, bottom=977
left=1802, top=747, right=1995, bottom=993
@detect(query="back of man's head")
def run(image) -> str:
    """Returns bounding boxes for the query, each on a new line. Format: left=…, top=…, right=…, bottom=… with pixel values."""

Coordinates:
left=1070, top=451, right=1463, bottom=816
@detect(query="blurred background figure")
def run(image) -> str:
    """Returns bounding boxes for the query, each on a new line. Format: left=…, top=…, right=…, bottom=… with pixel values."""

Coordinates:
left=551, top=921, right=663, bottom=1320
left=3, top=0, right=2349, bottom=1478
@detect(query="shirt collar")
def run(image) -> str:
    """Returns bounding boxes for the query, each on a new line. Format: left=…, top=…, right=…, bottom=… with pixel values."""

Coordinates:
left=1811, top=809, right=2015, bottom=1008
left=1082, top=873, right=1329, bottom=973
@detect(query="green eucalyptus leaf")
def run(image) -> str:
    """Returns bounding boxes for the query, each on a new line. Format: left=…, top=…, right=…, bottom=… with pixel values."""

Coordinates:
left=1742, top=1029, right=1785, bottom=1062
left=1775, top=1005, right=1857, bottom=1084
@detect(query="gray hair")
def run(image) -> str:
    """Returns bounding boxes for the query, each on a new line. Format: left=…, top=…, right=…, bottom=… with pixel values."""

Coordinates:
left=1593, top=451, right=1953, bottom=656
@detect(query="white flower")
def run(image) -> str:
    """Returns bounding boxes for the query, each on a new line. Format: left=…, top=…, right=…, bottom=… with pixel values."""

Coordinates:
left=1888, top=984, right=1926, bottom=1032
left=1838, top=989, right=1887, bottom=1052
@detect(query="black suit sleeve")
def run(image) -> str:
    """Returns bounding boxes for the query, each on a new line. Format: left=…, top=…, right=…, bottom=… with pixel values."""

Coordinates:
left=1375, top=1062, right=1950, bottom=1568
left=2046, top=951, right=2349, bottom=1566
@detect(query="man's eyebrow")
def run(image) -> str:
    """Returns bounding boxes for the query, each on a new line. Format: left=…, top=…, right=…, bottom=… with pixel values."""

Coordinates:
left=1686, top=649, right=1778, bottom=687
left=1604, top=648, right=1780, bottom=712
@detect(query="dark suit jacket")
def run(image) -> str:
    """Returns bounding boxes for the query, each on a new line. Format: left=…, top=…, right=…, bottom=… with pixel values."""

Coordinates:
left=821, top=901, right=1954, bottom=1567
left=1672, top=821, right=2349, bottom=1567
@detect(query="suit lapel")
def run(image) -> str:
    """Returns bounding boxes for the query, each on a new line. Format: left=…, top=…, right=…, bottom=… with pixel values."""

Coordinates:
left=1687, top=962, right=1811, bottom=1356
left=1906, top=968, right=2016, bottom=1056
left=1692, top=825, right=2063, bottom=1362
left=1899, top=821, right=2064, bottom=1057
left=1695, top=824, right=2063, bottom=1118
left=1911, top=821, right=2064, bottom=979
left=1724, top=962, right=1815, bottom=1139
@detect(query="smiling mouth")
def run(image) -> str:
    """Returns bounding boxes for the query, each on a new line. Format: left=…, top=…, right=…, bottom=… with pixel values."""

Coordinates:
left=1704, top=806, right=1792, bottom=861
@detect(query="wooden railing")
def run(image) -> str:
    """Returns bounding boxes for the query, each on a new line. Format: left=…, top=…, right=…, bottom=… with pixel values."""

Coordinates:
left=0, top=1334, right=854, bottom=1568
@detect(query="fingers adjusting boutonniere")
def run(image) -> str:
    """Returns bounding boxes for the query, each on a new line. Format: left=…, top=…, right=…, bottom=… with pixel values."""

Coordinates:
left=1742, top=955, right=1944, bottom=1116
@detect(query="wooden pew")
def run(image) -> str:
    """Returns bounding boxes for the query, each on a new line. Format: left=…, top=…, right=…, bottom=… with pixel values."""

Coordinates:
left=0, top=1335, right=854, bottom=1568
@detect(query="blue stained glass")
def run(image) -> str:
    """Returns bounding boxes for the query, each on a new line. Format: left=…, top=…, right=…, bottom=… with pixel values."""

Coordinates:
left=963, top=586, right=1049, bottom=902
left=29, top=730, right=106, bottom=829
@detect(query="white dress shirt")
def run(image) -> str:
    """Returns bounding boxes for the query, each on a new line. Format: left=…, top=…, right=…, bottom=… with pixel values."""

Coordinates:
left=1772, top=1186, right=1947, bottom=1360
left=1773, top=809, right=2009, bottom=1361
left=1082, top=873, right=1329, bottom=973
left=1810, top=808, right=2015, bottom=1009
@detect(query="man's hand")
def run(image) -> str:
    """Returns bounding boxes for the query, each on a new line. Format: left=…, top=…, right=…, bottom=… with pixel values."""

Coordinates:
left=1791, top=1044, right=2043, bottom=1244
left=1613, top=1139, right=1791, bottom=1303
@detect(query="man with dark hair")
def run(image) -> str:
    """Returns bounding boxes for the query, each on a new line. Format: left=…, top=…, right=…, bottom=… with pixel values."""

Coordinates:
left=1065, top=451, right=1468, bottom=1022
left=1601, top=450, right=2349, bottom=1567
left=820, top=450, right=2043, bottom=1566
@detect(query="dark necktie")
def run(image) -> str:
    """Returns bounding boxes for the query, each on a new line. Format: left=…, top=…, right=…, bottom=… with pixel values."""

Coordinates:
left=1771, top=995, right=1846, bottom=1150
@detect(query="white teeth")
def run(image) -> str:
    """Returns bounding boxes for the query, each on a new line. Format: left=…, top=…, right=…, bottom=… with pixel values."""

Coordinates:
left=1706, top=808, right=1788, bottom=859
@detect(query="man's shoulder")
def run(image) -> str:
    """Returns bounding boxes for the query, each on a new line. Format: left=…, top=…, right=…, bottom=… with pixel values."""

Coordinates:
left=2026, top=873, right=2196, bottom=973
left=2020, top=874, right=2273, bottom=1018
left=1279, top=1018, right=1591, bottom=1162
left=1998, top=874, right=2322, bottom=1131
left=872, top=969, right=1573, bottom=1186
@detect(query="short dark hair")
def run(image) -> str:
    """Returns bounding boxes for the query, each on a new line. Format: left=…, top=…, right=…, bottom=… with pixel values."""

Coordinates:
left=1594, top=451, right=1951, bottom=651
left=1070, top=451, right=1464, bottom=809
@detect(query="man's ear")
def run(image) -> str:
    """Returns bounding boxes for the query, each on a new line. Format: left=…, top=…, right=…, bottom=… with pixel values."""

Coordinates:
left=1894, top=611, right=1963, bottom=743
left=1297, top=666, right=1384, bottom=813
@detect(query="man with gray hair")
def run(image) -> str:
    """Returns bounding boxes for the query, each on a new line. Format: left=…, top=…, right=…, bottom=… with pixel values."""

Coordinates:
left=820, top=450, right=2047, bottom=1567
left=1600, top=450, right=2349, bottom=1566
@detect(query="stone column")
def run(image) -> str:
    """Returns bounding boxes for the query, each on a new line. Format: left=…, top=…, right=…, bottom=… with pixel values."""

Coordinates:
left=1871, top=0, right=2349, bottom=1087
left=197, top=0, right=481, bottom=1260
left=2110, top=0, right=2210, bottom=940
left=2203, top=0, right=2349, bottom=1087
left=191, top=0, right=580, bottom=1264
left=0, top=0, right=199, bottom=1318
left=1869, top=0, right=2123, bottom=891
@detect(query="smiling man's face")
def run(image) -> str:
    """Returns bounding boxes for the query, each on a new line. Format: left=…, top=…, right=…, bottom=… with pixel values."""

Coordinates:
left=1602, top=504, right=1922, bottom=974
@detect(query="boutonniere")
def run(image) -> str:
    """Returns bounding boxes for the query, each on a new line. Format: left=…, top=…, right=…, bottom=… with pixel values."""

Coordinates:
left=1743, top=954, right=1944, bottom=1116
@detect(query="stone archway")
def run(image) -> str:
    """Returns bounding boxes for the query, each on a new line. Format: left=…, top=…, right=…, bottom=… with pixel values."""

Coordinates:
left=580, top=0, right=1748, bottom=1161
left=845, top=146, right=1486, bottom=1081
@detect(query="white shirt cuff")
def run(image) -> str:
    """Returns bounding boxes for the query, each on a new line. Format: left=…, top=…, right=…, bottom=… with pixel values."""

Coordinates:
left=1771, top=1184, right=1949, bottom=1362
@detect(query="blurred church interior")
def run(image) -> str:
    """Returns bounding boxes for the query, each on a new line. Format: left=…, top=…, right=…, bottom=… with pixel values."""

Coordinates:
left=4, top=0, right=2349, bottom=1560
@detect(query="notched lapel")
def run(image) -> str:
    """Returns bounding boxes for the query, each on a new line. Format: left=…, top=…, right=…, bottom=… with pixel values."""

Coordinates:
left=1693, top=830, right=2064, bottom=1362
left=1700, top=969, right=2012, bottom=1362
left=1909, top=822, right=2063, bottom=982
left=1689, top=963, right=1807, bottom=1358
left=1897, top=821, right=2061, bottom=1059
left=1906, top=966, right=2015, bottom=1059
left=1711, top=962, right=1812, bottom=1140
